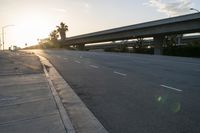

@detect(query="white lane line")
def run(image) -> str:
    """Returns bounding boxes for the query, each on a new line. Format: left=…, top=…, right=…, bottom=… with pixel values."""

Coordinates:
left=113, top=71, right=127, bottom=77
left=0, top=97, right=17, bottom=101
left=160, top=85, right=183, bottom=92
left=89, top=65, right=99, bottom=69
left=64, top=58, right=68, bottom=60
left=56, top=55, right=61, bottom=58
left=74, top=60, right=81, bottom=64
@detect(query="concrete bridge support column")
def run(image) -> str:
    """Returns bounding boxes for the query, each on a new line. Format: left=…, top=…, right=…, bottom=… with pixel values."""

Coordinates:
left=76, top=44, right=85, bottom=50
left=153, top=35, right=165, bottom=55
left=177, top=34, right=183, bottom=45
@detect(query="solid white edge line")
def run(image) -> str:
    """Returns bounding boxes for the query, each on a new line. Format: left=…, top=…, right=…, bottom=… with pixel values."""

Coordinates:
left=113, top=71, right=127, bottom=77
left=160, top=85, right=183, bottom=92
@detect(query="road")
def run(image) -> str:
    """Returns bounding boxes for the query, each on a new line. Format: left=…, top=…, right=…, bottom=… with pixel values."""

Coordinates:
left=33, top=49, right=200, bottom=133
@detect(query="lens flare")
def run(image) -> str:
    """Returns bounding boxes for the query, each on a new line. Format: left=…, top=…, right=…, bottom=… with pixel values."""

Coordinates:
left=156, top=95, right=181, bottom=113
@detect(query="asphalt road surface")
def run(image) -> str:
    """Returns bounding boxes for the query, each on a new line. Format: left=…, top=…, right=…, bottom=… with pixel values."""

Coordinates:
left=33, top=49, right=200, bottom=133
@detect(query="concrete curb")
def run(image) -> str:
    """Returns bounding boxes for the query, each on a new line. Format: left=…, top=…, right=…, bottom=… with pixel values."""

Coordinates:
left=37, top=54, right=109, bottom=133
left=39, top=55, right=76, bottom=133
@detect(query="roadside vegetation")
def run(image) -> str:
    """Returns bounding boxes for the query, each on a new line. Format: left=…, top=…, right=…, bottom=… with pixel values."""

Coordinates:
left=104, top=36, right=200, bottom=58
left=25, top=22, right=69, bottom=49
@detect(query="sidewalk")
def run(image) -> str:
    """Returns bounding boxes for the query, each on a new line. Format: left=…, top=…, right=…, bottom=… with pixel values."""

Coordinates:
left=0, top=51, right=67, bottom=133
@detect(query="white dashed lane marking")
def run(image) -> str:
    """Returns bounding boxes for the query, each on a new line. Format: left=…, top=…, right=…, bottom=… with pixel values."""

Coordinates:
left=113, top=71, right=127, bottom=77
left=160, top=84, right=183, bottom=92
left=89, top=65, right=99, bottom=69
left=75, top=60, right=81, bottom=64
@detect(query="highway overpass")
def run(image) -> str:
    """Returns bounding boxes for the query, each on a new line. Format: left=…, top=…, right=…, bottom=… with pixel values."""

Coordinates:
left=85, top=35, right=200, bottom=50
left=64, top=13, right=200, bottom=54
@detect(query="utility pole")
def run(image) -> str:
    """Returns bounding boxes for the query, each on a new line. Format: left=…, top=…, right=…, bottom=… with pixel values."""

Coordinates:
left=0, top=32, right=1, bottom=50
left=2, top=28, right=4, bottom=50
left=2, top=25, right=15, bottom=50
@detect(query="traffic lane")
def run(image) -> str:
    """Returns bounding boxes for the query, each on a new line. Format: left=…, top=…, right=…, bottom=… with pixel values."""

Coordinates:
left=44, top=50, right=200, bottom=84
left=78, top=50, right=199, bottom=91
left=43, top=56, right=179, bottom=133
left=35, top=50, right=200, bottom=113
left=61, top=57, right=198, bottom=132
left=43, top=49, right=200, bottom=70
left=38, top=50, right=200, bottom=131
left=35, top=49, right=200, bottom=80
left=39, top=50, right=200, bottom=92
left=35, top=51, right=200, bottom=133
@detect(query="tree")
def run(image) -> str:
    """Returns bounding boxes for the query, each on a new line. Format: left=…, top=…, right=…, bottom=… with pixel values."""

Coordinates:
left=165, top=35, right=178, bottom=47
left=48, top=30, right=59, bottom=48
left=49, top=30, right=58, bottom=41
left=56, top=22, right=68, bottom=41
left=137, top=37, right=144, bottom=48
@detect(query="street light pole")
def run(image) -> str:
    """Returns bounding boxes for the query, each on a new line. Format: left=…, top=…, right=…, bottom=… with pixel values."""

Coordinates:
left=2, top=25, right=15, bottom=51
left=2, top=28, right=4, bottom=50
left=190, top=8, right=200, bottom=13
left=0, top=32, right=1, bottom=50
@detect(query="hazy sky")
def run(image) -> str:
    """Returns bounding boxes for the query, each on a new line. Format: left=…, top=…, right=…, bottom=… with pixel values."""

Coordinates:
left=0, top=0, right=199, bottom=48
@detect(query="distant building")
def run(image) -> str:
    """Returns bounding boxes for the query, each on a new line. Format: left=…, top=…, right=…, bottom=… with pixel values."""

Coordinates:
left=39, top=38, right=50, bottom=45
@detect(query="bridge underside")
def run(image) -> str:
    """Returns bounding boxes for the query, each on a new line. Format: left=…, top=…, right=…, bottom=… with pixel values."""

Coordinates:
left=64, top=13, right=200, bottom=54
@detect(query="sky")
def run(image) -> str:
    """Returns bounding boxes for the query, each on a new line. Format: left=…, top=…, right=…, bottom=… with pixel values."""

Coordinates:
left=0, top=0, right=199, bottom=49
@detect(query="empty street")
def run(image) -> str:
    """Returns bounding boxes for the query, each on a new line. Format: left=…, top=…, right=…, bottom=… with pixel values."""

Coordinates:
left=33, top=49, right=200, bottom=133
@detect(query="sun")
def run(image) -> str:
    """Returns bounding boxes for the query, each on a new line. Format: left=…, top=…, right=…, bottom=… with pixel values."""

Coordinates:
left=12, top=11, right=55, bottom=47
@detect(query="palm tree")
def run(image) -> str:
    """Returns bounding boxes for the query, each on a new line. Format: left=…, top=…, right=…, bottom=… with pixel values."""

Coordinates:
left=49, top=30, right=58, bottom=41
left=56, top=22, right=68, bottom=41
left=48, top=30, right=59, bottom=48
